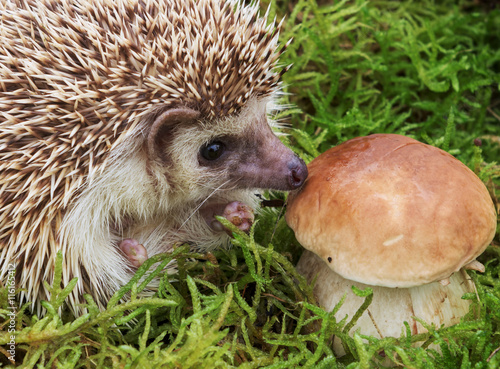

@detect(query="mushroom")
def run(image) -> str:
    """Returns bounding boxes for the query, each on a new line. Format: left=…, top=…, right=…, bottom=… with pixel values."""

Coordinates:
left=286, top=134, right=497, bottom=354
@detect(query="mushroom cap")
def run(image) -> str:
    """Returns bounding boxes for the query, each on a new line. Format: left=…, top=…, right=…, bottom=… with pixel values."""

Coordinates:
left=286, top=134, right=497, bottom=287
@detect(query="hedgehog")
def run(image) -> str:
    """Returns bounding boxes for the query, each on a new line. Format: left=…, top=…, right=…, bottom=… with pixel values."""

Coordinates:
left=0, top=0, right=308, bottom=314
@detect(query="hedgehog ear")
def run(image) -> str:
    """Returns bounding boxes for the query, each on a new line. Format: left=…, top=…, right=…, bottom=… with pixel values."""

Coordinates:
left=147, top=107, right=200, bottom=162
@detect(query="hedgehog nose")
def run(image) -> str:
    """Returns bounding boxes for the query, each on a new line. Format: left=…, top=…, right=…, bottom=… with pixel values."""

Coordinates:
left=288, top=157, right=308, bottom=189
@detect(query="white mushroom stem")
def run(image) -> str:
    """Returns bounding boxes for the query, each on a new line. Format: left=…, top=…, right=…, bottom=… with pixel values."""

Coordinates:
left=297, top=250, right=477, bottom=356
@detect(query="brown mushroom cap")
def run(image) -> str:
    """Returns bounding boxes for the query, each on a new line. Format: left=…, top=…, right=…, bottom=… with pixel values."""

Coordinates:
left=286, top=134, right=497, bottom=287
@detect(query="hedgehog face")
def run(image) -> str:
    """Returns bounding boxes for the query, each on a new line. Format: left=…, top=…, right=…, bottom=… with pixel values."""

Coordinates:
left=196, top=116, right=307, bottom=191
left=146, top=98, right=307, bottom=205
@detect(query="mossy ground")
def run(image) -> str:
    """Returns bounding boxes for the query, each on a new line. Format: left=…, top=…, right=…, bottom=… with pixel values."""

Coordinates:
left=1, top=0, right=499, bottom=367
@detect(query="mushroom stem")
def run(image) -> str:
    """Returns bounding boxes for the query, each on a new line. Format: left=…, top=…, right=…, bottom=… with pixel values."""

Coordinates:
left=297, top=250, right=477, bottom=356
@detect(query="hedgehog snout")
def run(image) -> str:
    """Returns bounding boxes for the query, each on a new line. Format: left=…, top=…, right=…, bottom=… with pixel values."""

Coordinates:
left=225, top=140, right=308, bottom=191
left=288, top=156, right=308, bottom=189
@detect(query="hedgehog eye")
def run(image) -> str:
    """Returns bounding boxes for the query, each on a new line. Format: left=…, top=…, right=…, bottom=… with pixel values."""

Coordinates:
left=200, top=140, right=225, bottom=161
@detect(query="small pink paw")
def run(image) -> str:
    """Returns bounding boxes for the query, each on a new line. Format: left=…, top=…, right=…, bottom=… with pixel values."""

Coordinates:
left=222, top=201, right=254, bottom=233
left=200, top=201, right=255, bottom=234
left=119, top=238, right=148, bottom=268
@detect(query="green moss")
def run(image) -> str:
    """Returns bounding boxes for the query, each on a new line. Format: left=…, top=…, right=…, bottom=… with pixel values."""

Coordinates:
left=1, top=0, right=499, bottom=367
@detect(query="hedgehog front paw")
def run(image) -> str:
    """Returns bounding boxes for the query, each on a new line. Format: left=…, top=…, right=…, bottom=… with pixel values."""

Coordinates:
left=201, top=201, right=254, bottom=235
left=119, top=238, right=148, bottom=268
left=222, top=201, right=254, bottom=233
